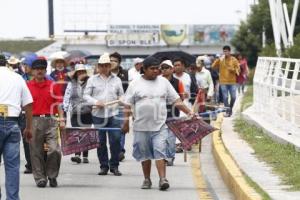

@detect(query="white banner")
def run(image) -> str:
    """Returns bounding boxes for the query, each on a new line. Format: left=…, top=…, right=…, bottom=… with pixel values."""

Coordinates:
left=106, top=25, right=160, bottom=46
left=106, top=33, right=160, bottom=46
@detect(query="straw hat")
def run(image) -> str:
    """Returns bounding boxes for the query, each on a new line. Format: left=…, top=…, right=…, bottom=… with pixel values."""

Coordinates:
left=51, top=55, right=67, bottom=68
left=196, top=56, right=207, bottom=67
left=7, top=56, right=20, bottom=65
left=98, top=53, right=111, bottom=64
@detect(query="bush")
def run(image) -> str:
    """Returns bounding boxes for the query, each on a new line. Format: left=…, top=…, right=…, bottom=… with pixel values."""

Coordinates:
left=285, top=33, right=300, bottom=59
left=259, top=43, right=277, bottom=57
left=0, top=40, right=54, bottom=54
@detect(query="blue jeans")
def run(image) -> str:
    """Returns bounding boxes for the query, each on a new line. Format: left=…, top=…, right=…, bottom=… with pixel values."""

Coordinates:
left=166, top=129, right=176, bottom=159
left=92, top=116, right=121, bottom=170
left=220, top=84, right=237, bottom=114
left=116, top=108, right=125, bottom=153
left=0, top=118, right=21, bottom=200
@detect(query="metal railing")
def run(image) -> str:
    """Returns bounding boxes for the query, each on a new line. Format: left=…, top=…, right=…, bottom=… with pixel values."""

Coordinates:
left=253, top=57, right=300, bottom=134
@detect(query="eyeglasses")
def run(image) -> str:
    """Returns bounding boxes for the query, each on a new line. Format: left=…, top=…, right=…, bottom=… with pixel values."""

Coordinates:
left=160, top=65, right=171, bottom=70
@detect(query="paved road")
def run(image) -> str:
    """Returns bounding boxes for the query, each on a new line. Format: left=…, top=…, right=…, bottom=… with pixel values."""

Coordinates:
left=1, top=133, right=200, bottom=200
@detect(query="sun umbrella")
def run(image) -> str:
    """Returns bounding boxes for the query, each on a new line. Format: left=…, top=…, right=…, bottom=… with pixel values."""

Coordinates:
left=150, top=51, right=196, bottom=66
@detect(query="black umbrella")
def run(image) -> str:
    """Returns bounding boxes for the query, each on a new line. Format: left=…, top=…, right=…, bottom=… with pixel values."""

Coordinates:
left=150, top=51, right=196, bottom=66
left=65, top=50, right=92, bottom=63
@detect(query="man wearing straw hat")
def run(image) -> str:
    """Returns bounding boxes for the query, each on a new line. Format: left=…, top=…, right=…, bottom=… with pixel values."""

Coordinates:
left=84, top=53, right=124, bottom=176
left=7, top=56, right=23, bottom=75
left=50, top=53, right=70, bottom=95
left=27, top=57, right=65, bottom=188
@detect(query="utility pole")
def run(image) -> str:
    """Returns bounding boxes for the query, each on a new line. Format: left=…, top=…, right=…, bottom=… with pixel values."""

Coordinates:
left=48, top=0, right=54, bottom=38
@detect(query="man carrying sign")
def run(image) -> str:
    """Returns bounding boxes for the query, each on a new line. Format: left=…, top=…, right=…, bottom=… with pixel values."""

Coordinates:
left=84, top=53, right=124, bottom=176
left=122, top=57, right=196, bottom=191
left=0, top=54, right=33, bottom=200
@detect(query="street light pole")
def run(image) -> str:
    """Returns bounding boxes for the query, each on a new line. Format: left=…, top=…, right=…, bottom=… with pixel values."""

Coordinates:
left=48, top=0, right=54, bottom=38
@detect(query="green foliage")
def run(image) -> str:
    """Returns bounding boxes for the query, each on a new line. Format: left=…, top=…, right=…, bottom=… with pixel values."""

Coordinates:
left=0, top=40, right=54, bottom=54
left=231, top=22, right=261, bottom=66
left=232, top=0, right=300, bottom=64
left=285, top=33, right=300, bottom=58
left=240, top=85, right=253, bottom=111
left=259, top=43, right=277, bottom=57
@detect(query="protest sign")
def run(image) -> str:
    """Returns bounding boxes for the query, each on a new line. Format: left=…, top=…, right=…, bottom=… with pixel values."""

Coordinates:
left=60, top=128, right=99, bottom=156
left=166, top=117, right=217, bottom=150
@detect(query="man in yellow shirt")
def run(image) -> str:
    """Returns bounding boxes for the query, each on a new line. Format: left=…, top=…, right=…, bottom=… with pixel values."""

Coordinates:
left=212, top=45, right=240, bottom=117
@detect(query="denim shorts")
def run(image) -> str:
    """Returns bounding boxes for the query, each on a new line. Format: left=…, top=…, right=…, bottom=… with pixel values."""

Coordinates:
left=132, top=125, right=168, bottom=162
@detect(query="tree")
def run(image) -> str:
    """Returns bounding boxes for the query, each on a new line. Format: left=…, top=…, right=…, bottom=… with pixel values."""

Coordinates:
left=231, top=0, right=300, bottom=65
left=285, top=33, right=300, bottom=58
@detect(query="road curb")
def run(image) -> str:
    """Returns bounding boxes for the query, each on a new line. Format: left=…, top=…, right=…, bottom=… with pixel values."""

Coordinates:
left=189, top=144, right=213, bottom=200
left=212, top=114, right=262, bottom=200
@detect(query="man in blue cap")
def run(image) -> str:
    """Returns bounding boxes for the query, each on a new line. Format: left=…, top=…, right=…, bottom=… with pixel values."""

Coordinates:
left=19, top=55, right=53, bottom=174
left=18, top=54, right=38, bottom=174
left=22, top=54, right=53, bottom=81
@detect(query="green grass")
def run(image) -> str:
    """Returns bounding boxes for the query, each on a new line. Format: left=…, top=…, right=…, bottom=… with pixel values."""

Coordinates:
left=240, top=85, right=253, bottom=111
left=0, top=40, right=54, bottom=54
left=234, top=85, right=300, bottom=191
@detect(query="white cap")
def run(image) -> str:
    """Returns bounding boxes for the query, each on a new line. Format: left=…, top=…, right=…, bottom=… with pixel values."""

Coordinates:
left=74, top=64, right=87, bottom=73
left=196, top=56, right=207, bottom=67
left=133, top=57, right=144, bottom=66
left=160, top=60, right=174, bottom=68
left=98, top=53, right=111, bottom=64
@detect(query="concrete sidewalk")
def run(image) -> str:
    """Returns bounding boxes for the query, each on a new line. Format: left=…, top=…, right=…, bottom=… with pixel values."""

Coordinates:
left=243, top=106, right=300, bottom=151
left=221, top=95, right=300, bottom=200
left=1, top=132, right=200, bottom=200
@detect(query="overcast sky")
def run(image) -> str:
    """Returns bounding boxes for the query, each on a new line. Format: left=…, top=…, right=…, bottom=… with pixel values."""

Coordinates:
left=0, top=0, right=253, bottom=39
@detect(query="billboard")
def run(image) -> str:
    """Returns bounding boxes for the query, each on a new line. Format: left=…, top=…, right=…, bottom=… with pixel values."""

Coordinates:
left=105, top=24, right=236, bottom=47
left=189, top=25, right=236, bottom=45
left=106, top=25, right=160, bottom=46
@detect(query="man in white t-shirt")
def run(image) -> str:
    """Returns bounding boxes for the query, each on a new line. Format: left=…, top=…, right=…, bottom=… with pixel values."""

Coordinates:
left=173, top=58, right=191, bottom=100
left=195, top=56, right=214, bottom=100
left=128, top=57, right=144, bottom=82
left=122, top=57, right=196, bottom=191
left=173, top=58, right=199, bottom=114
left=0, top=54, right=33, bottom=200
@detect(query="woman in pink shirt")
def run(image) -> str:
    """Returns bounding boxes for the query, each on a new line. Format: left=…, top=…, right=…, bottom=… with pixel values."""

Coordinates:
left=236, top=54, right=249, bottom=94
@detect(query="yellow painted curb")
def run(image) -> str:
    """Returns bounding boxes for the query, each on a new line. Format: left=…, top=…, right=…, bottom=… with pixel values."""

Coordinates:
left=212, top=114, right=262, bottom=200
left=189, top=144, right=213, bottom=200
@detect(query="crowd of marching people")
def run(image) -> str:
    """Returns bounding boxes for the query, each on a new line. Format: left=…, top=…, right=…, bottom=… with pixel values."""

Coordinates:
left=0, top=45, right=249, bottom=199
